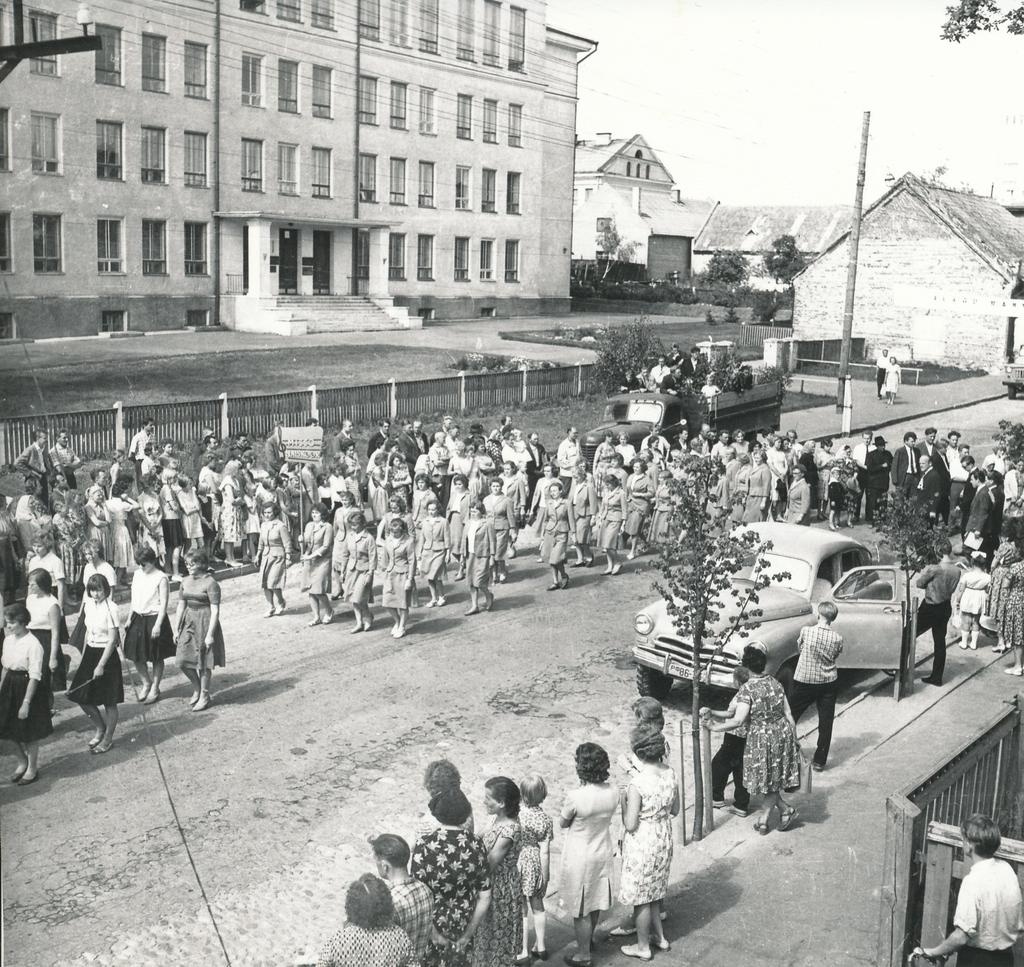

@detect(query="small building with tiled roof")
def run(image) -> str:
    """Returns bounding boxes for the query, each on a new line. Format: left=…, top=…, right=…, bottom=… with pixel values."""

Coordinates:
left=792, top=173, right=1024, bottom=370
left=572, top=133, right=715, bottom=280
left=693, top=204, right=851, bottom=287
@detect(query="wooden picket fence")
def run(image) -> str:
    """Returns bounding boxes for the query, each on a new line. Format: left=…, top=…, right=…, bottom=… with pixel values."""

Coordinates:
left=0, top=364, right=595, bottom=464
left=736, top=325, right=792, bottom=349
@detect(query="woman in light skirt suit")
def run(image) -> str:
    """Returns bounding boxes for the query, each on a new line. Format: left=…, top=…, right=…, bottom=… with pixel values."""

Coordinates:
left=256, top=503, right=290, bottom=617
left=743, top=450, right=773, bottom=524
left=330, top=492, right=356, bottom=600
left=381, top=517, right=417, bottom=638
left=596, top=475, right=629, bottom=576
left=648, top=471, right=677, bottom=545
left=123, top=546, right=173, bottom=704
left=542, top=483, right=574, bottom=591
left=624, top=460, right=654, bottom=561
left=463, top=501, right=495, bottom=616
left=446, top=474, right=471, bottom=581
left=344, top=512, right=377, bottom=634
left=483, top=477, right=517, bottom=584
left=569, top=464, right=599, bottom=568
left=301, top=503, right=334, bottom=626
left=417, top=497, right=450, bottom=607
left=529, top=464, right=561, bottom=563
left=730, top=454, right=752, bottom=524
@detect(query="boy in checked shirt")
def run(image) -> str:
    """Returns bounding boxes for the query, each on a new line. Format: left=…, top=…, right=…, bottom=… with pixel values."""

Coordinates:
left=789, top=601, right=843, bottom=773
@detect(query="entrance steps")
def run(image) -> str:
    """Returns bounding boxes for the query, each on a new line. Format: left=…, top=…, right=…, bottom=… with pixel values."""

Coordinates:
left=229, top=295, right=421, bottom=336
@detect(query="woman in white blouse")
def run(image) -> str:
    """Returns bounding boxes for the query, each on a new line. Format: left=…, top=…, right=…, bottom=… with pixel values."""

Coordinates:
left=0, top=602, right=52, bottom=785
left=122, top=546, right=173, bottom=704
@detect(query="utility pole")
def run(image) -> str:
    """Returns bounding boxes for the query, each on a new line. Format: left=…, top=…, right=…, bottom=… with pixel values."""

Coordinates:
left=838, top=111, right=871, bottom=435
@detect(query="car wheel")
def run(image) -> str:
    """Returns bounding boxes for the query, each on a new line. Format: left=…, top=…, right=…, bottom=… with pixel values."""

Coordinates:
left=636, top=665, right=673, bottom=700
left=774, top=660, right=797, bottom=702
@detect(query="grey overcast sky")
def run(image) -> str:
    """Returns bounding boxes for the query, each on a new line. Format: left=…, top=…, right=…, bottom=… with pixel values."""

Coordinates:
left=547, top=0, right=1024, bottom=206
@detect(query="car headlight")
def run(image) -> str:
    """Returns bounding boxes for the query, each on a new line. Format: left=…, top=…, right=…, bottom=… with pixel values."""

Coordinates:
left=634, top=614, right=654, bottom=636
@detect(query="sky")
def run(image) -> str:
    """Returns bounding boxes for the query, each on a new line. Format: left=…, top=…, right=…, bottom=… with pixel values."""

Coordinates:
left=546, top=0, right=1024, bottom=206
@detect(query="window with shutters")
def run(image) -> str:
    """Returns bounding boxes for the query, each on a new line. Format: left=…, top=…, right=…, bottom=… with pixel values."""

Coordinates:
left=31, top=113, right=60, bottom=173
left=140, top=127, right=166, bottom=183
left=389, top=232, right=405, bottom=279
left=97, top=219, right=122, bottom=273
left=312, top=66, right=332, bottom=117
left=142, top=34, right=166, bottom=92
left=33, top=214, right=61, bottom=272
left=95, top=24, right=121, bottom=84
left=454, top=236, right=469, bottom=281
left=184, top=42, right=208, bottom=97
left=184, top=222, right=208, bottom=275
left=142, top=220, right=167, bottom=274
left=96, top=121, right=122, bottom=180
left=278, top=59, right=299, bottom=113
left=184, top=132, right=207, bottom=187
left=312, top=147, right=331, bottom=197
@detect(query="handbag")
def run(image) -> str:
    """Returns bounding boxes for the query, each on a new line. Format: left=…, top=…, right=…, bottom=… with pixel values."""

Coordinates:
left=964, top=531, right=983, bottom=551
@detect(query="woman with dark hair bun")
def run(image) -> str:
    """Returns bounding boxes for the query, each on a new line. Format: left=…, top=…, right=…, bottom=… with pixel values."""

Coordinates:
left=416, top=760, right=475, bottom=843
left=315, top=873, right=416, bottom=966
left=558, top=743, right=619, bottom=966
left=704, top=643, right=801, bottom=835
left=472, top=777, right=523, bottom=967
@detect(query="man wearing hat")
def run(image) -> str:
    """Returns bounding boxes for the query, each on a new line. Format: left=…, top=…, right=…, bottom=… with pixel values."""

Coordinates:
left=864, top=435, right=893, bottom=524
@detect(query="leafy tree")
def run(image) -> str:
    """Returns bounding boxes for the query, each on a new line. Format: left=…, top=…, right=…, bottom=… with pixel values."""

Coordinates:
left=941, top=0, right=1024, bottom=40
left=724, top=306, right=740, bottom=326
left=654, top=455, right=787, bottom=839
left=592, top=316, right=664, bottom=393
left=597, top=220, right=639, bottom=280
left=703, top=251, right=750, bottom=287
left=993, top=419, right=1024, bottom=463
left=763, top=234, right=807, bottom=285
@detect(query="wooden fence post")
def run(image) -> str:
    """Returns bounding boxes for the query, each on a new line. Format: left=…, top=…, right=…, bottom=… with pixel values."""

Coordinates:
left=920, top=837, right=954, bottom=949
left=0, top=422, right=8, bottom=467
left=676, top=719, right=688, bottom=846
left=576, top=362, right=583, bottom=397
left=112, top=401, right=125, bottom=451
left=218, top=393, right=229, bottom=441
left=388, top=378, right=398, bottom=420
left=521, top=366, right=528, bottom=404
left=308, top=384, right=319, bottom=420
left=458, top=372, right=467, bottom=413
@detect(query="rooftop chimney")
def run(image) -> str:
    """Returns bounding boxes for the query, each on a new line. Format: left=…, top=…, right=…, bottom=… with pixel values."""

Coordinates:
left=596, top=131, right=613, bottom=146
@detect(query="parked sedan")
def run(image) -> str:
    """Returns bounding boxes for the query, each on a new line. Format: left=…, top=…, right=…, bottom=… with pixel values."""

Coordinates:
left=632, top=523, right=916, bottom=698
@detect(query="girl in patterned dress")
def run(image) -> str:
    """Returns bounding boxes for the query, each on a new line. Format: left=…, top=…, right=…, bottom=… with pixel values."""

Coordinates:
left=104, top=477, right=137, bottom=583
left=473, top=777, right=523, bottom=967
left=986, top=538, right=1021, bottom=655
left=175, top=475, right=205, bottom=556
left=83, top=485, right=111, bottom=561
left=1002, top=556, right=1024, bottom=676
left=517, top=775, right=554, bottom=963
left=955, top=553, right=990, bottom=653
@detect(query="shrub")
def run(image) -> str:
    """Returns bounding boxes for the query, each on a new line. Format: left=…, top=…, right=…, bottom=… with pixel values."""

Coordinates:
left=705, top=308, right=717, bottom=327
left=592, top=316, right=665, bottom=393
left=724, top=306, right=740, bottom=325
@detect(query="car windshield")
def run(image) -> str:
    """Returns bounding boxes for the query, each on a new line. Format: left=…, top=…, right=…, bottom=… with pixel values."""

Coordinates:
left=750, top=553, right=810, bottom=593
left=626, top=400, right=664, bottom=425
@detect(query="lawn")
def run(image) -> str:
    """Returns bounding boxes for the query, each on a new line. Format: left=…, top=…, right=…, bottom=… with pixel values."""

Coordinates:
left=1, top=344, right=494, bottom=415
left=794, top=360, right=988, bottom=386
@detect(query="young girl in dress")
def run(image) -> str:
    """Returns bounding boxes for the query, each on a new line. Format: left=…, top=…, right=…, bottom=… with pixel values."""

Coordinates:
left=301, top=503, right=334, bottom=626
left=174, top=548, right=225, bottom=712
left=159, top=469, right=186, bottom=579
left=826, top=462, right=848, bottom=531
left=517, top=774, right=554, bottom=963
left=256, top=503, right=290, bottom=618
left=463, top=500, right=495, bottom=616
left=381, top=517, right=417, bottom=638
left=80, top=539, right=117, bottom=590
left=243, top=481, right=261, bottom=565
left=104, top=477, right=137, bottom=584
left=417, top=497, right=450, bottom=608
left=411, top=474, right=435, bottom=527
left=176, top=475, right=205, bottom=556
left=446, top=474, right=471, bottom=582
left=25, top=568, right=66, bottom=710
left=68, top=573, right=124, bottom=752
left=956, top=552, right=991, bottom=653
left=123, top=546, right=173, bottom=705
left=27, top=531, right=67, bottom=610
left=344, top=512, right=377, bottom=634
left=83, top=485, right=111, bottom=560
left=0, top=603, right=53, bottom=785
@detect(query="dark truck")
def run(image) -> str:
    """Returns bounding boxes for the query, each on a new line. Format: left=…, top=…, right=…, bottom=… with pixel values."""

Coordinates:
left=581, top=382, right=785, bottom=465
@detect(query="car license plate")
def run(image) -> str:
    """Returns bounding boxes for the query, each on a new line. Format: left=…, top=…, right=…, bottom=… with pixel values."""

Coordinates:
left=667, top=660, right=693, bottom=680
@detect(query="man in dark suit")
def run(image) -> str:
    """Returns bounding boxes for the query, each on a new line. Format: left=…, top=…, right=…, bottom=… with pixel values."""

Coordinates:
left=914, top=456, right=944, bottom=524
left=891, top=431, right=921, bottom=493
left=410, top=420, right=430, bottom=456
left=367, top=419, right=391, bottom=459
left=524, top=431, right=547, bottom=504
left=918, top=427, right=951, bottom=522
left=865, top=436, right=893, bottom=524
left=965, top=471, right=1004, bottom=565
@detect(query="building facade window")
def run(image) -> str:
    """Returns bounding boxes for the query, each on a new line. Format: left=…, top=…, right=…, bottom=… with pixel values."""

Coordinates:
left=504, top=239, right=520, bottom=281
left=31, top=112, right=60, bottom=173
left=277, top=0, right=301, bottom=22
left=389, top=157, right=406, bottom=204
left=390, top=81, right=407, bottom=129
left=311, top=147, right=331, bottom=197
left=184, top=42, right=208, bottom=97
left=97, top=218, right=122, bottom=273
left=483, top=1, right=500, bottom=65
left=29, top=11, right=58, bottom=75
left=455, top=165, right=471, bottom=210
left=100, top=310, right=126, bottom=333
left=508, top=103, right=522, bottom=146
left=311, top=0, right=333, bottom=28
left=142, top=34, right=167, bottom=92
left=358, top=75, right=377, bottom=123
left=454, top=236, right=469, bottom=281
left=457, top=94, right=472, bottom=139
left=141, top=126, right=166, bottom=183
left=481, top=168, right=496, bottom=212
left=418, top=0, right=438, bottom=53
left=0, top=109, right=8, bottom=170
left=483, top=99, right=497, bottom=143
left=390, top=0, right=409, bottom=44
left=417, top=234, right=433, bottom=280
left=184, top=221, right=208, bottom=274
left=646, top=164, right=651, bottom=179
left=184, top=131, right=208, bottom=187
left=33, top=214, right=62, bottom=272
left=359, top=0, right=380, bottom=38
left=388, top=232, right=405, bottom=279
left=312, top=65, right=332, bottom=117
left=508, top=6, right=526, bottom=71
left=418, top=87, right=436, bottom=134
left=418, top=161, right=434, bottom=207
left=506, top=171, right=521, bottom=214
left=96, top=121, right=122, bottom=180
left=278, top=59, right=299, bottom=113
left=187, top=309, right=210, bottom=327
left=0, top=313, right=13, bottom=338
left=479, top=238, right=494, bottom=280
left=242, top=138, right=264, bottom=191
left=626, top=162, right=631, bottom=177
left=457, top=0, right=474, bottom=59
left=94, top=24, right=121, bottom=85
left=241, top=53, right=263, bottom=106
left=0, top=213, right=10, bottom=272
left=358, top=153, right=376, bottom=202
left=142, top=219, right=167, bottom=274
left=240, top=0, right=267, bottom=11
left=277, top=142, right=298, bottom=194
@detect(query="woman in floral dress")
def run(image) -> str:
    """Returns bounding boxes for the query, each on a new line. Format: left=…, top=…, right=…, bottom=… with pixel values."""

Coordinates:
left=219, top=460, right=246, bottom=565
left=705, top=643, right=801, bottom=834
left=472, top=776, right=523, bottom=967
left=986, top=530, right=1022, bottom=656
left=618, top=727, right=679, bottom=960
left=517, top=775, right=554, bottom=962
left=1001, top=554, right=1024, bottom=676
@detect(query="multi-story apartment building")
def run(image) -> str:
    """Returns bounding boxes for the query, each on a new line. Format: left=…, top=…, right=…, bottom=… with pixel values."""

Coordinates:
left=0, top=0, right=595, bottom=339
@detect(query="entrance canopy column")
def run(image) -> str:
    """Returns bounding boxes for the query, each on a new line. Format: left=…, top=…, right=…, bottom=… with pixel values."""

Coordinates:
left=366, top=227, right=390, bottom=298
left=246, top=218, right=275, bottom=299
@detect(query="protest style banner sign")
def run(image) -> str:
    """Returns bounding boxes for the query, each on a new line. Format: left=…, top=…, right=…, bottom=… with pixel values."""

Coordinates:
left=280, top=426, right=323, bottom=463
